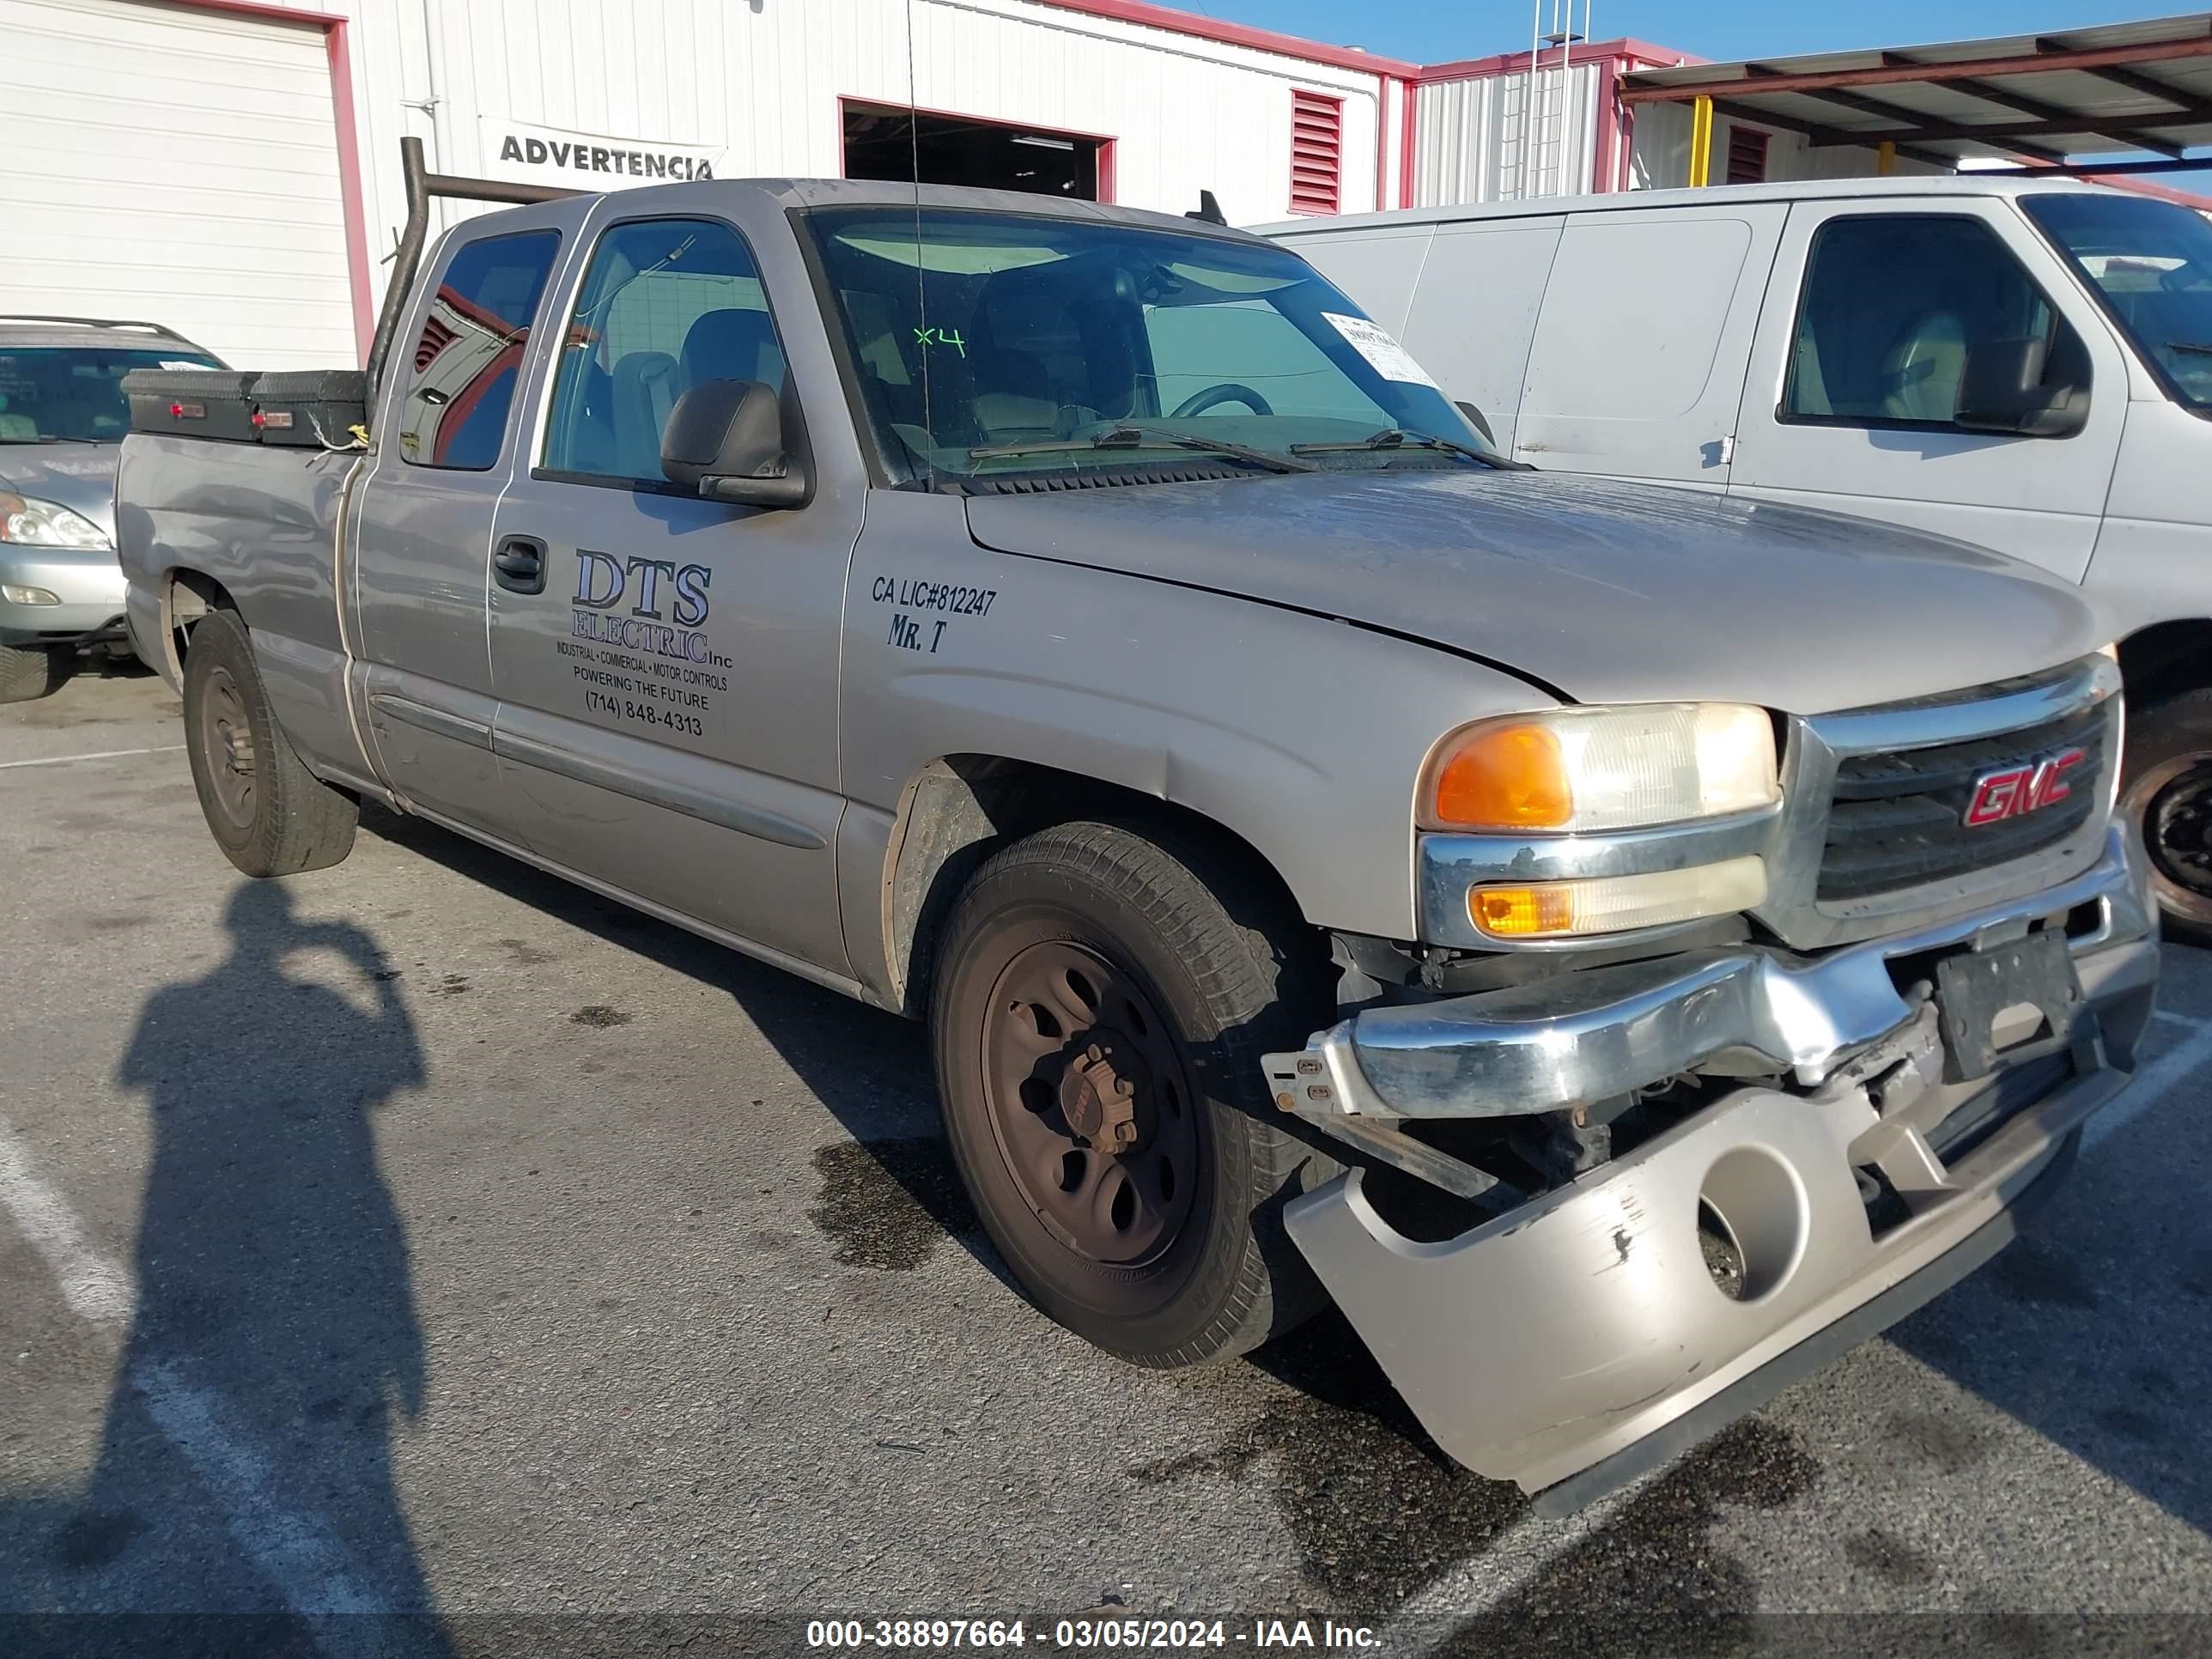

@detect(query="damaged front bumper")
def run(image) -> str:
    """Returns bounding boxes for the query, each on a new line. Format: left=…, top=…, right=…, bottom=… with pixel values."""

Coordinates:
left=1271, top=829, right=2159, bottom=1504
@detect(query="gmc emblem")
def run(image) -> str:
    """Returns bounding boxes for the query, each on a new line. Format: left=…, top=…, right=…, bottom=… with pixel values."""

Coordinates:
left=1964, top=747, right=2087, bottom=826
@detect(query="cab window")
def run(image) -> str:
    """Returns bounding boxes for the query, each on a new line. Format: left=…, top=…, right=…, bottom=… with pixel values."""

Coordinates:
left=399, top=228, right=562, bottom=471
left=1784, top=215, right=2087, bottom=430
left=541, top=217, right=786, bottom=487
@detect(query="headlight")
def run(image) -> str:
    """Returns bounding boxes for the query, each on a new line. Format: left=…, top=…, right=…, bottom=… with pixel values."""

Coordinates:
left=1420, top=703, right=1780, bottom=833
left=0, top=492, right=110, bottom=550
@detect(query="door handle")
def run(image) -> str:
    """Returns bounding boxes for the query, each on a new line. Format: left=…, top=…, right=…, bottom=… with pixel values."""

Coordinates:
left=492, top=535, right=547, bottom=595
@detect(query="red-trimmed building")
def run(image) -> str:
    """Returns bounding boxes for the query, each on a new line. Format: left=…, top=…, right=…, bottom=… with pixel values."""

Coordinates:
left=3, top=0, right=2203, bottom=371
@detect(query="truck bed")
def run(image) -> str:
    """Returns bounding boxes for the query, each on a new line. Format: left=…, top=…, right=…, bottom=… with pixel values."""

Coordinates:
left=116, top=430, right=374, bottom=788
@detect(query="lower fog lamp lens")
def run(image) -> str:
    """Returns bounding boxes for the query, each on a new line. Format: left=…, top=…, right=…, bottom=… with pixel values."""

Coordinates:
left=1, top=584, right=60, bottom=606
left=1470, top=856, right=1768, bottom=939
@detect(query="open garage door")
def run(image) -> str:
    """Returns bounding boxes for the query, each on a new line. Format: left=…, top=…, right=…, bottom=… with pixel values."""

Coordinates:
left=0, top=0, right=359, bottom=369
left=843, top=101, right=1109, bottom=202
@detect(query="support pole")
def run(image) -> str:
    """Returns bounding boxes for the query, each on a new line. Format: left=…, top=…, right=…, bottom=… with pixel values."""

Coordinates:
left=1877, top=139, right=1897, bottom=177
left=1689, top=94, right=1714, bottom=186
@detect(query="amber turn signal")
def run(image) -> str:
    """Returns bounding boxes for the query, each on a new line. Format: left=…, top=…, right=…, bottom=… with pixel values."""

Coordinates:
left=1426, top=722, right=1573, bottom=831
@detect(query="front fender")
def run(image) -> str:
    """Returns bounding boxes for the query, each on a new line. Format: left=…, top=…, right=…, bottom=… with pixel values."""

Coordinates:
left=837, top=492, right=1557, bottom=991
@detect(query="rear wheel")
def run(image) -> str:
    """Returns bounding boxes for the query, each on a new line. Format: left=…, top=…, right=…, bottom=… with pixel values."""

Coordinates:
left=0, top=641, right=64, bottom=704
left=182, top=609, right=358, bottom=877
left=931, top=819, right=1332, bottom=1368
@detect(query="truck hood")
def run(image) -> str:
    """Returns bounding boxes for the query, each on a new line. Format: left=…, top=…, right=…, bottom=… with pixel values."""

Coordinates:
left=962, top=471, right=2104, bottom=714
left=0, top=442, right=118, bottom=543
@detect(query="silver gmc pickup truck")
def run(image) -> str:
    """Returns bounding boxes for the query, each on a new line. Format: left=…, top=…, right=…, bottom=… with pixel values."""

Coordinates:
left=116, top=144, right=2159, bottom=1509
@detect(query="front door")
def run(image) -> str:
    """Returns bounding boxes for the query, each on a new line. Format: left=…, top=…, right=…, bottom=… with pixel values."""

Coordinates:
left=351, top=217, right=568, bottom=838
left=486, top=208, right=856, bottom=974
left=1727, top=201, right=2127, bottom=584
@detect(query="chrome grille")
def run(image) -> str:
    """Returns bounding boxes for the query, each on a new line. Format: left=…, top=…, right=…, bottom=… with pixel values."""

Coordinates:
left=1818, top=698, right=2111, bottom=901
left=1747, top=653, right=2123, bottom=952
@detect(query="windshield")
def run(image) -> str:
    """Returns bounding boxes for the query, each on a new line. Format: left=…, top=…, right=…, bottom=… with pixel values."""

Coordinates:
left=2022, top=191, right=2212, bottom=410
left=804, top=207, right=1490, bottom=483
left=0, top=345, right=223, bottom=443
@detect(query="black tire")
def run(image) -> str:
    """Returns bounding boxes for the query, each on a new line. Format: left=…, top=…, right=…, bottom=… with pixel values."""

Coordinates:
left=2121, top=688, right=2212, bottom=948
left=182, top=609, right=359, bottom=878
left=931, top=818, right=1333, bottom=1368
left=0, top=641, right=64, bottom=704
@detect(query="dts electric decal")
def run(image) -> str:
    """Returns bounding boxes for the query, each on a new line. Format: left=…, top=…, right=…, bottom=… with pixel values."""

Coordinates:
left=569, top=550, right=720, bottom=660
left=555, top=550, right=731, bottom=740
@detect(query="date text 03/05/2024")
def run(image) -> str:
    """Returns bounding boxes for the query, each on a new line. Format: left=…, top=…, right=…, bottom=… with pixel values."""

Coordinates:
left=804, top=1618, right=1384, bottom=1650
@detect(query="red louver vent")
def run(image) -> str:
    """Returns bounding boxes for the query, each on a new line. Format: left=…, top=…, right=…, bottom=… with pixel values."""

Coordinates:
left=1726, top=126, right=1771, bottom=185
left=1290, top=89, right=1343, bottom=216
left=414, top=314, right=459, bottom=373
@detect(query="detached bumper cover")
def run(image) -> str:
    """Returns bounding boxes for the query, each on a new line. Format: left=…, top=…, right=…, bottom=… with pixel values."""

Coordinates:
left=1280, top=830, right=2159, bottom=1499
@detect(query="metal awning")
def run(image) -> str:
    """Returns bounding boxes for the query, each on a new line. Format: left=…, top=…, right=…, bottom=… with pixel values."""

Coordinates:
left=1619, top=12, right=2212, bottom=176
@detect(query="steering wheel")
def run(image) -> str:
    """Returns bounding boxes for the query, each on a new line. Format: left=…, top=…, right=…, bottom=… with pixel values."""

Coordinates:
left=1170, top=382, right=1273, bottom=418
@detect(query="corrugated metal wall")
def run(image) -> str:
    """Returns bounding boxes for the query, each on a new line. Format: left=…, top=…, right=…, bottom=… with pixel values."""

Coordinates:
left=1628, top=104, right=1950, bottom=189
left=242, top=0, right=1389, bottom=321
left=1413, top=62, right=1599, bottom=207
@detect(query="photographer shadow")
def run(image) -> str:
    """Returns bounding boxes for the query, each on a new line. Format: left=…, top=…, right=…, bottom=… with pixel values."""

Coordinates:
left=22, top=881, right=447, bottom=1656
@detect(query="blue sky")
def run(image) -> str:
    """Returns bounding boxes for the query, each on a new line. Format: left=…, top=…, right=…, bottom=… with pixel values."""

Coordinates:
left=1185, top=3, right=2181, bottom=67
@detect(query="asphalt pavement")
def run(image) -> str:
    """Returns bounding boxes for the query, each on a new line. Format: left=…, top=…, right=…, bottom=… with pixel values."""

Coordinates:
left=3, top=668, right=2209, bottom=1657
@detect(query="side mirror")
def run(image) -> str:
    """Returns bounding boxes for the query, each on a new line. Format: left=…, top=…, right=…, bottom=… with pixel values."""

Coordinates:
left=661, top=378, right=812, bottom=508
left=1954, top=337, right=2088, bottom=439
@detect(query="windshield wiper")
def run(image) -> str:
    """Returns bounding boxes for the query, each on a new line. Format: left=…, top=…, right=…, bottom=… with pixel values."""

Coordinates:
left=2168, top=340, right=2212, bottom=356
left=0, top=434, right=63, bottom=445
left=1290, top=428, right=1534, bottom=471
left=969, top=423, right=1315, bottom=473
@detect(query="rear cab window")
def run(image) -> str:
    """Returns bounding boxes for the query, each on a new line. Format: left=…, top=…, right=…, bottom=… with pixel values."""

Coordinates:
left=400, top=228, right=562, bottom=471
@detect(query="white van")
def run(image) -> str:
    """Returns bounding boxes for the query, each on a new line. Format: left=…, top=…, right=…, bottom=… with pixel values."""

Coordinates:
left=1267, top=177, right=2212, bottom=941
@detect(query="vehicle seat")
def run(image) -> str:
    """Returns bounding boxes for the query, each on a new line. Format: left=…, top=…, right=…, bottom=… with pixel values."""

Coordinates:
left=680, top=307, right=784, bottom=393
left=1790, top=333, right=1833, bottom=418
left=1879, top=309, right=1967, bottom=422
left=611, top=349, right=679, bottom=477
left=969, top=345, right=1062, bottom=438
left=556, top=355, right=619, bottom=474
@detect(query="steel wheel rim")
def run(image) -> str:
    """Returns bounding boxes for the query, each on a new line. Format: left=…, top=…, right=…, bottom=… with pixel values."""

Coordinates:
left=978, top=939, right=1200, bottom=1271
left=2125, top=752, right=2212, bottom=924
left=199, top=664, right=258, bottom=832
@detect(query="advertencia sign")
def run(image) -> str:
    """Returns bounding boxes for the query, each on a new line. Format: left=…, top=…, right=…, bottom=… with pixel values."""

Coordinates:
left=479, top=116, right=724, bottom=188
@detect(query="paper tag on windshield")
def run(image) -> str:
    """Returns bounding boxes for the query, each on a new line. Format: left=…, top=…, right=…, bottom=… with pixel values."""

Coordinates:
left=159, top=360, right=205, bottom=371
left=1322, top=313, right=1440, bottom=389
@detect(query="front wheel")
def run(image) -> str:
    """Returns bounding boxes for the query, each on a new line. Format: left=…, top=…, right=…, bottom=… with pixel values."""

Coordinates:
left=0, top=641, right=64, bottom=703
left=182, top=609, right=359, bottom=878
left=2121, top=689, right=2212, bottom=947
left=931, top=819, right=1332, bottom=1369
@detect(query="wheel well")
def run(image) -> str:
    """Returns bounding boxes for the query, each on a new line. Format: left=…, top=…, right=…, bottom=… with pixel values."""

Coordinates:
left=164, top=570, right=235, bottom=681
left=2118, top=620, right=2212, bottom=712
left=884, top=755, right=1308, bottom=1018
